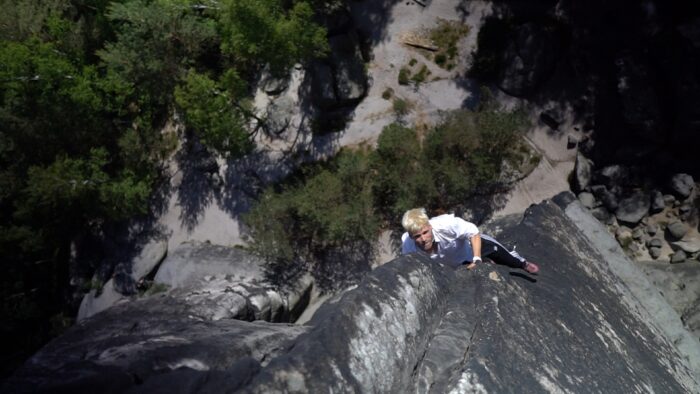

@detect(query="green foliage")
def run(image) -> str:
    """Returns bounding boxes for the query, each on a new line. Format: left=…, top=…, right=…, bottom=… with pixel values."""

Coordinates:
left=422, top=109, right=526, bottom=208
left=219, top=0, right=328, bottom=75
left=398, top=67, right=411, bottom=85
left=429, top=19, right=469, bottom=70
left=410, top=64, right=430, bottom=85
left=17, top=148, right=150, bottom=226
left=0, top=0, right=339, bottom=373
left=97, top=0, right=218, bottom=110
left=381, top=87, right=394, bottom=100
left=175, top=70, right=252, bottom=156
left=371, top=124, right=434, bottom=222
left=244, top=149, right=379, bottom=265
left=392, top=97, right=410, bottom=117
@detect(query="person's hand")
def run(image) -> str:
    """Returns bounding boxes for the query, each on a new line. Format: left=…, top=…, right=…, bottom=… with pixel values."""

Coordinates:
left=465, top=262, right=477, bottom=270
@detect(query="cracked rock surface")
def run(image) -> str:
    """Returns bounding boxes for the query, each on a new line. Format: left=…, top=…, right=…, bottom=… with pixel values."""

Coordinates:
left=5, top=196, right=700, bottom=393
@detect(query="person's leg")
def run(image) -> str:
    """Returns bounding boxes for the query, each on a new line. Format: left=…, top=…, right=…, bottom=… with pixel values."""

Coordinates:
left=480, top=235, right=527, bottom=269
left=480, top=235, right=539, bottom=273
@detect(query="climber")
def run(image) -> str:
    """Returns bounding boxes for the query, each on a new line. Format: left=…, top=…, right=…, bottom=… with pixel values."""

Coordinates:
left=400, top=208, right=540, bottom=274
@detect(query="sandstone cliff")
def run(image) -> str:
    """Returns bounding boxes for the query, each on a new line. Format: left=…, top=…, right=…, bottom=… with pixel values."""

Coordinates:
left=5, top=194, right=699, bottom=393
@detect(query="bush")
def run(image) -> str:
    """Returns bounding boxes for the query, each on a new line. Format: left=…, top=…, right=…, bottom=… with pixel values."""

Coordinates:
left=398, top=67, right=411, bottom=85
left=392, top=97, right=410, bottom=116
left=244, top=149, right=379, bottom=270
left=381, top=87, right=394, bottom=100
left=429, top=19, right=470, bottom=69
left=411, top=64, right=430, bottom=85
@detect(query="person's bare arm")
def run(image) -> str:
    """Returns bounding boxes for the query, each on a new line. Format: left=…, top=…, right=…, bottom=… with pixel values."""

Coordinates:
left=465, top=233, right=482, bottom=270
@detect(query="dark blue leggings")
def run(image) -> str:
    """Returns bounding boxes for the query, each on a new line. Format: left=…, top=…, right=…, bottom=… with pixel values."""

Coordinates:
left=479, top=235, right=527, bottom=269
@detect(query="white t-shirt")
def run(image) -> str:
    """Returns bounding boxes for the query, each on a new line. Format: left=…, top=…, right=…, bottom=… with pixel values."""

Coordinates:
left=401, top=214, right=480, bottom=268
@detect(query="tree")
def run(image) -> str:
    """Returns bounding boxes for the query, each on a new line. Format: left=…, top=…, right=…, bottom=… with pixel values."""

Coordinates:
left=243, top=149, right=379, bottom=279
left=174, top=69, right=252, bottom=156
left=97, top=0, right=218, bottom=111
left=219, top=0, right=328, bottom=75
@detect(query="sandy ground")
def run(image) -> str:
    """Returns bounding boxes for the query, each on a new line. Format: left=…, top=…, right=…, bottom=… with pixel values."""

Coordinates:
left=154, top=0, right=575, bottom=267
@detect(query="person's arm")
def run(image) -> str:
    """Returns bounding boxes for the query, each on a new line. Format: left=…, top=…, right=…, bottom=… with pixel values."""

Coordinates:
left=465, top=233, right=482, bottom=270
left=448, top=217, right=480, bottom=269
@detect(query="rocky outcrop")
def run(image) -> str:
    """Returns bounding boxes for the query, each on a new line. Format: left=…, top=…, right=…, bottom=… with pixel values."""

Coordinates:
left=6, top=196, right=699, bottom=393
left=310, top=31, right=368, bottom=111
left=80, top=241, right=314, bottom=324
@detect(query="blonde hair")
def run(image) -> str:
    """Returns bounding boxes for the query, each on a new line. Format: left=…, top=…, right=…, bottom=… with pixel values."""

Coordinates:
left=402, top=208, right=430, bottom=234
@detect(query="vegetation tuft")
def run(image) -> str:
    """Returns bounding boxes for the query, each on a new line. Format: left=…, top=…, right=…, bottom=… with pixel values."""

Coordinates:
left=429, top=19, right=470, bottom=70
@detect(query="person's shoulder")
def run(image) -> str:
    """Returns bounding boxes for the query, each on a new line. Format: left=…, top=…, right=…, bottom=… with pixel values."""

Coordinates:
left=429, top=213, right=456, bottom=227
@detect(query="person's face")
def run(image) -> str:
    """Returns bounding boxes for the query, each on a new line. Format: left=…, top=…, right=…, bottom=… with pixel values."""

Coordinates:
left=410, top=224, right=434, bottom=252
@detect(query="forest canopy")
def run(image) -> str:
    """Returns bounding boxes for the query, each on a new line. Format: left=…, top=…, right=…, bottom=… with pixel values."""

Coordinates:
left=0, top=0, right=329, bottom=376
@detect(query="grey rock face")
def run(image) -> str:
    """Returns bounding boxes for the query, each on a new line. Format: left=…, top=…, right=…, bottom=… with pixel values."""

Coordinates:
left=133, top=240, right=168, bottom=281
left=265, top=96, right=295, bottom=135
left=498, top=23, right=558, bottom=96
left=651, top=190, right=665, bottom=213
left=615, top=190, right=650, bottom=226
left=7, top=198, right=700, bottom=393
left=154, top=241, right=264, bottom=288
left=77, top=278, right=128, bottom=321
left=572, top=152, right=592, bottom=193
left=669, top=173, right=695, bottom=199
left=6, top=296, right=307, bottom=394
left=310, top=32, right=367, bottom=110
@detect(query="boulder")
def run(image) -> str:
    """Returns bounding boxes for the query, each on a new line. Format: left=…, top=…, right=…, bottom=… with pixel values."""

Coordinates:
left=650, top=190, right=665, bottom=213
left=591, top=207, right=614, bottom=224
left=671, top=250, right=688, bottom=264
left=571, top=152, right=592, bottom=193
left=672, top=237, right=700, bottom=254
left=649, top=246, right=662, bottom=259
left=667, top=221, right=689, bottom=240
left=648, top=238, right=663, bottom=248
left=131, top=240, right=168, bottom=282
left=669, top=173, right=695, bottom=200
left=577, top=191, right=596, bottom=209
left=596, top=165, right=629, bottom=188
left=591, top=184, right=619, bottom=211
left=615, top=190, right=650, bottom=226
left=77, top=278, right=128, bottom=321
left=646, top=224, right=658, bottom=236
